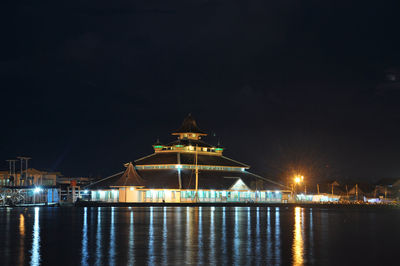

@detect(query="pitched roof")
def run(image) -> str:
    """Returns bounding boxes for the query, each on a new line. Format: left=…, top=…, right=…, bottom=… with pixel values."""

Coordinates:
left=144, top=169, right=285, bottom=190
left=375, top=178, right=400, bottom=186
left=135, top=152, right=249, bottom=168
left=135, top=153, right=178, bottom=165
left=172, top=114, right=207, bottom=135
left=87, top=168, right=286, bottom=190
left=87, top=163, right=145, bottom=189
left=348, top=183, right=375, bottom=195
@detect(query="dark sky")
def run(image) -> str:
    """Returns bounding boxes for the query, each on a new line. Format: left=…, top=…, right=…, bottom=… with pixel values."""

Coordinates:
left=1, top=0, right=400, bottom=182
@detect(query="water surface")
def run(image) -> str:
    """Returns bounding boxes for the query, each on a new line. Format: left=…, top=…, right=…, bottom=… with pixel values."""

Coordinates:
left=0, top=206, right=399, bottom=265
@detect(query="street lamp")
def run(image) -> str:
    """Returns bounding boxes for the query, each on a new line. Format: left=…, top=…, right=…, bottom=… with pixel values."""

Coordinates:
left=293, top=175, right=304, bottom=201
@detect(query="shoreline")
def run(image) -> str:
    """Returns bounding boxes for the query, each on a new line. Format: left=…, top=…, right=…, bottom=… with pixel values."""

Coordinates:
left=74, top=201, right=400, bottom=209
left=2, top=201, right=399, bottom=209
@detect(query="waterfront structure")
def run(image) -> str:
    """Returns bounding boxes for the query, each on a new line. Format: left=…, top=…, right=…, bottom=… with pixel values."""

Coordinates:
left=0, top=166, right=93, bottom=205
left=88, top=115, right=290, bottom=203
left=0, top=168, right=60, bottom=205
left=0, top=168, right=59, bottom=187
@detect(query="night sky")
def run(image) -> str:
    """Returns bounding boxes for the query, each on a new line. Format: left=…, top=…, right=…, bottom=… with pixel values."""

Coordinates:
left=1, top=0, right=400, bottom=182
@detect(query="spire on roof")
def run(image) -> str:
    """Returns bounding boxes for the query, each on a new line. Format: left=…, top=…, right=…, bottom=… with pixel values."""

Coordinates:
left=216, top=139, right=224, bottom=148
left=154, top=137, right=162, bottom=145
left=113, top=162, right=145, bottom=187
left=172, top=114, right=207, bottom=135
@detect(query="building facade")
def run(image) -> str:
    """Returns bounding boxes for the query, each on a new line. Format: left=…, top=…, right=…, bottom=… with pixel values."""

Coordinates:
left=88, top=115, right=290, bottom=203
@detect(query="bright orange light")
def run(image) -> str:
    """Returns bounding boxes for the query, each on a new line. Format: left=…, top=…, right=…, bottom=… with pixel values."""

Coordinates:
left=294, top=175, right=304, bottom=184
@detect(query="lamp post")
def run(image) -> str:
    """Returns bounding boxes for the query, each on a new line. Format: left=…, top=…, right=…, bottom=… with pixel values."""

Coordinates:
left=293, top=175, right=304, bottom=202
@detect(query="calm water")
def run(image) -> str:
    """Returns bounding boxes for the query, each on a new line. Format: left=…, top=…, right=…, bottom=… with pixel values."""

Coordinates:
left=0, top=206, right=399, bottom=265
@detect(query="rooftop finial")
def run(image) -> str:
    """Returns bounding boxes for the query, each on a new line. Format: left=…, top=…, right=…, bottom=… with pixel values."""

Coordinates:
left=172, top=114, right=207, bottom=136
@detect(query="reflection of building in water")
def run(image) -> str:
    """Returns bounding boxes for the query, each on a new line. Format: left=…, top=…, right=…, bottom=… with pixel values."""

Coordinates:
left=30, top=207, right=40, bottom=266
left=87, top=115, right=291, bottom=203
left=19, top=213, right=25, bottom=266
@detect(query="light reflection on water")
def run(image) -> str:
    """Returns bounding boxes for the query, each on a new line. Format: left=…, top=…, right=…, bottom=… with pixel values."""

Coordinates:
left=275, top=207, right=280, bottom=263
left=256, top=207, right=260, bottom=257
left=19, top=213, right=25, bottom=266
left=81, top=207, right=88, bottom=266
left=234, top=206, right=240, bottom=263
left=109, top=207, right=116, bottom=266
left=309, top=209, right=314, bottom=264
left=148, top=206, right=154, bottom=265
left=128, top=210, right=134, bottom=265
left=222, top=206, right=227, bottom=264
left=210, top=206, right=215, bottom=264
left=267, top=207, right=272, bottom=261
left=185, top=207, right=191, bottom=263
left=95, top=207, right=102, bottom=265
left=162, top=207, right=167, bottom=265
left=198, top=207, right=203, bottom=263
left=247, top=207, right=251, bottom=260
left=5, top=208, right=11, bottom=266
left=293, top=207, right=304, bottom=266
left=30, top=207, right=40, bottom=266
left=1, top=206, right=398, bottom=266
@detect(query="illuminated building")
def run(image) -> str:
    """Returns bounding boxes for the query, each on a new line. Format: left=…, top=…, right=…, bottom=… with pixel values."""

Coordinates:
left=88, top=114, right=290, bottom=202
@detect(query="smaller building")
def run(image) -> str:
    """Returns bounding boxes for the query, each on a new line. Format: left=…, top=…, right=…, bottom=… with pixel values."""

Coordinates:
left=375, top=178, right=400, bottom=200
left=0, top=168, right=59, bottom=187
left=89, top=163, right=145, bottom=202
left=0, top=186, right=59, bottom=206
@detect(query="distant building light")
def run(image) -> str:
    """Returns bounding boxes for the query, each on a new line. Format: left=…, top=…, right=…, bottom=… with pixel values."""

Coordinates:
left=154, top=145, right=163, bottom=149
left=215, top=148, right=223, bottom=151
left=175, top=164, right=182, bottom=169
left=34, top=187, right=42, bottom=193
